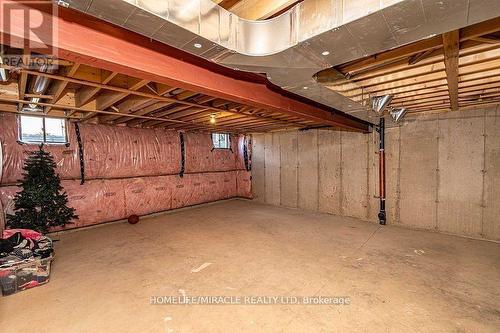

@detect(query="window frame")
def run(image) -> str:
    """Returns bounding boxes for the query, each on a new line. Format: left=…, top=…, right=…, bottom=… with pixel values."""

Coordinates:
left=18, top=115, right=69, bottom=145
left=211, top=133, right=231, bottom=150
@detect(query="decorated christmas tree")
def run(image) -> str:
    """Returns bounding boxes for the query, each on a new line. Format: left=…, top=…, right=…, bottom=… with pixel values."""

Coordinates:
left=6, top=145, right=77, bottom=234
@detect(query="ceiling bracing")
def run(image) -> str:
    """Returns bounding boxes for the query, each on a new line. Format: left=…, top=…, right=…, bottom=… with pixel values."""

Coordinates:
left=0, top=55, right=337, bottom=133
left=0, top=1, right=370, bottom=133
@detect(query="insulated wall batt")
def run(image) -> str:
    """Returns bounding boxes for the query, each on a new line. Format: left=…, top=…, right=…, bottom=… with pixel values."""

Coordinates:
left=0, top=113, right=252, bottom=230
left=236, top=170, right=252, bottom=198
left=81, top=124, right=181, bottom=179
left=184, top=132, right=240, bottom=172
left=0, top=113, right=80, bottom=183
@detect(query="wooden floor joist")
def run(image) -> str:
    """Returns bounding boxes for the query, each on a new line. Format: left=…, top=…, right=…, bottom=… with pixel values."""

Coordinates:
left=1, top=1, right=499, bottom=129
left=321, top=18, right=500, bottom=116
left=0, top=0, right=370, bottom=132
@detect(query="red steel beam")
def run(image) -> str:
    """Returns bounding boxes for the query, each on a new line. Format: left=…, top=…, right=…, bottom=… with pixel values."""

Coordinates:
left=0, top=0, right=370, bottom=132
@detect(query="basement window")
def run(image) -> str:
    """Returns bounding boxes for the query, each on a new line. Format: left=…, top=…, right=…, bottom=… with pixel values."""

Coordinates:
left=19, top=115, right=68, bottom=144
left=212, top=133, right=230, bottom=149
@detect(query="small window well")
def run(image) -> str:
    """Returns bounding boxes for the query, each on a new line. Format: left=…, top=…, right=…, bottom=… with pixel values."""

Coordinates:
left=211, top=133, right=230, bottom=149
left=19, top=115, right=68, bottom=144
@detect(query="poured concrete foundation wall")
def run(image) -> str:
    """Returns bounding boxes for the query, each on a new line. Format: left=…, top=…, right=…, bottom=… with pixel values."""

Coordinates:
left=0, top=113, right=252, bottom=230
left=252, top=106, right=500, bottom=241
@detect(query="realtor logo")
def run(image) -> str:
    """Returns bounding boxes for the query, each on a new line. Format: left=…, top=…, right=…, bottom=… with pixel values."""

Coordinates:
left=0, top=0, right=58, bottom=69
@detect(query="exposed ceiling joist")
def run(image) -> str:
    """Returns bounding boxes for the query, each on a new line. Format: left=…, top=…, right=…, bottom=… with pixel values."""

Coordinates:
left=216, top=0, right=242, bottom=10
left=89, top=78, right=150, bottom=120
left=44, top=62, right=80, bottom=114
left=0, top=3, right=368, bottom=132
left=74, top=70, right=118, bottom=110
left=321, top=18, right=500, bottom=116
left=17, top=49, right=30, bottom=111
left=1, top=97, right=269, bottom=133
left=221, top=0, right=301, bottom=20
left=339, top=17, right=500, bottom=76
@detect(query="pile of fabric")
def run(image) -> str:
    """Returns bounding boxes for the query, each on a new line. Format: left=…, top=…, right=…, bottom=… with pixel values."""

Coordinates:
left=0, top=229, right=54, bottom=296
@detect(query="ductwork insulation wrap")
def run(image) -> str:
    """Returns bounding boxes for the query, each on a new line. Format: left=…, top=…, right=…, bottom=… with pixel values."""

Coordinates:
left=0, top=113, right=252, bottom=230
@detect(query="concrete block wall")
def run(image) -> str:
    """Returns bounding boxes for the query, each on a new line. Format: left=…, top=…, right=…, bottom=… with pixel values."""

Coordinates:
left=252, top=129, right=379, bottom=222
left=252, top=106, right=500, bottom=241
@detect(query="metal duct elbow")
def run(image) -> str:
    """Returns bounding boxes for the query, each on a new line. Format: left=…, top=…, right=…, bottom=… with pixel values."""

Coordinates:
left=371, top=95, right=393, bottom=115
left=27, top=64, right=57, bottom=110
left=390, top=108, right=408, bottom=123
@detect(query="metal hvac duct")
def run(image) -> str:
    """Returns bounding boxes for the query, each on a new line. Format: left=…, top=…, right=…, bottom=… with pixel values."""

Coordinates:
left=390, top=107, right=408, bottom=123
left=60, top=0, right=500, bottom=124
left=26, top=64, right=56, bottom=111
left=371, top=95, right=394, bottom=115
left=0, top=55, right=8, bottom=82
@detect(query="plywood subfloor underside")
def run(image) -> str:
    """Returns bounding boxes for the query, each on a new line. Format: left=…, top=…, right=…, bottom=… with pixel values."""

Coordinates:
left=1, top=200, right=499, bottom=332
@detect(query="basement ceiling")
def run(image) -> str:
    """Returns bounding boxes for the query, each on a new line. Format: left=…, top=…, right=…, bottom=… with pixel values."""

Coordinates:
left=63, top=0, right=500, bottom=125
left=316, top=19, right=500, bottom=117
left=0, top=47, right=327, bottom=133
left=0, top=1, right=498, bottom=131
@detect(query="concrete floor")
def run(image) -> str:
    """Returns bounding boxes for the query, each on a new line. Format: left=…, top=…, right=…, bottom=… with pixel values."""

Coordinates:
left=1, top=199, right=499, bottom=332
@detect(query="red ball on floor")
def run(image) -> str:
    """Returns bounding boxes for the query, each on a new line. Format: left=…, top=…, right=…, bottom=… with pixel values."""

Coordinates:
left=128, top=214, right=139, bottom=225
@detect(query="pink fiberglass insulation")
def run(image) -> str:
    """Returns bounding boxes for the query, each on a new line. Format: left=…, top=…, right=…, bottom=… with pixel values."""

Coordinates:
left=171, top=172, right=236, bottom=208
left=235, top=135, right=246, bottom=170
left=80, top=123, right=181, bottom=179
left=0, top=171, right=249, bottom=230
left=0, top=113, right=252, bottom=230
left=64, top=179, right=127, bottom=227
left=184, top=132, right=241, bottom=173
left=122, top=176, right=173, bottom=217
left=0, top=114, right=250, bottom=183
left=236, top=171, right=252, bottom=198
left=0, top=113, right=81, bottom=184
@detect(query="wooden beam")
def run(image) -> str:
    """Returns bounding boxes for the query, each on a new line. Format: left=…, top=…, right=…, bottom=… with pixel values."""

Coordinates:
left=228, top=0, right=300, bottom=20
left=442, top=31, right=460, bottom=111
left=460, top=17, right=500, bottom=41
left=0, top=1, right=369, bottom=132
left=101, top=87, right=177, bottom=123
left=339, top=17, right=500, bottom=76
left=339, top=35, right=444, bottom=75
left=133, top=95, right=216, bottom=127
left=0, top=97, right=263, bottom=133
left=18, top=72, right=28, bottom=100
left=114, top=93, right=203, bottom=125
left=217, top=0, right=243, bottom=10
left=471, top=36, right=500, bottom=44
left=267, top=0, right=304, bottom=19
left=345, top=42, right=499, bottom=84
left=91, top=78, right=150, bottom=118
left=44, top=62, right=80, bottom=114
left=74, top=70, right=118, bottom=107
left=11, top=66, right=340, bottom=131
left=408, top=50, right=435, bottom=65
left=17, top=48, right=30, bottom=111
